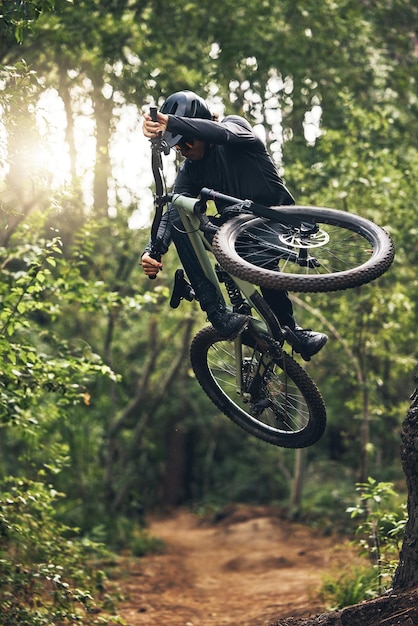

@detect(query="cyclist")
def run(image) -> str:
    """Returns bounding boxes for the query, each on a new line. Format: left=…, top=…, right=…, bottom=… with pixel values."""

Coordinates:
left=141, top=90, right=327, bottom=361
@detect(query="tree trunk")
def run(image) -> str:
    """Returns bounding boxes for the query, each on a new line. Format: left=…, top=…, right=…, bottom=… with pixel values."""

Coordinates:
left=57, top=62, right=78, bottom=184
left=290, top=448, right=305, bottom=511
left=162, top=421, right=189, bottom=507
left=91, top=79, right=113, bottom=218
left=392, top=371, right=418, bottom=591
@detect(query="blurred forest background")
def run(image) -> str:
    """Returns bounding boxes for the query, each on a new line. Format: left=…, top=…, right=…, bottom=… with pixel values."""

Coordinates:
left=1, top=0, right=417, bottom=598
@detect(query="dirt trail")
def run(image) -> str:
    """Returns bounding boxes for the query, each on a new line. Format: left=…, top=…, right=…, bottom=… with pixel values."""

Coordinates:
left=117, top=506, right=354, bottom=626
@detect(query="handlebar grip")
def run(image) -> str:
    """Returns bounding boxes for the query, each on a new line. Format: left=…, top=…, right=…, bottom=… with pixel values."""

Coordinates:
left=150, top=106, right=158, bottom=122
left=149, top=106, right=161, bottom=281
left=200, top=187, right=245, bottom=206
left=147, top=250, right=161, bottom=280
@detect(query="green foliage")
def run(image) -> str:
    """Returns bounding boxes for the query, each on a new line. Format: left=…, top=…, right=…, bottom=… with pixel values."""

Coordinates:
left=347, top=477, right=407, bottom=593
left=319, top=478, right=407, bottom=609
left=0, top=477, right=123, bottom=625
left=191, top=418, right=291, bottom=506
left=130, top=531, right=165, bottom=558
left=0, top=231, right=119, bottom=429
left=0, top=0, right=417, bottom=602
left=320, top=565, right=379, bottom=610
left=295, top=465, right=359, bottom=532
left=0, top=0, right=58, bottom=44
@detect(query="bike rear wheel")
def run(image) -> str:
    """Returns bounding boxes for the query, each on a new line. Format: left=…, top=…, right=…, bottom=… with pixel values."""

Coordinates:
left=190, top=326, right=326, bottom=448
left=213, top=206, right=395, bottom=292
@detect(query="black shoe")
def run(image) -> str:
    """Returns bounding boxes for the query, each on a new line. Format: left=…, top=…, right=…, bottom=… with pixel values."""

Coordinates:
left=284, top=326, right=328, bottom=361
left=207, top=306, right=249, bottom=339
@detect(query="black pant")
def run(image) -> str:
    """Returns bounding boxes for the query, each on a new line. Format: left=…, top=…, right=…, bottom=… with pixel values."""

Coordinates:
left=260, top=286, right=295, bottom=329
left=171, top=208, right=296, bottom=328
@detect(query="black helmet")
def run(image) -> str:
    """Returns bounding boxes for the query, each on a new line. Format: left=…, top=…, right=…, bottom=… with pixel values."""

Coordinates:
left=160, top=90, right=212, bottom=149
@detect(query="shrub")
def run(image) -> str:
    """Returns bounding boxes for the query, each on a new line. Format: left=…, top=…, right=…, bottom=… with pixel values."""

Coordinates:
left=320, top=565, right=379, bottom=609
left=0, top=477, right=123, bottom=625
left=320, top=477, right=407, bottom=609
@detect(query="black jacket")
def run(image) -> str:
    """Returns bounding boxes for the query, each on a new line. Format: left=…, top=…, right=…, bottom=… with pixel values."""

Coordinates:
left=144, top=114, right=294, bottom=255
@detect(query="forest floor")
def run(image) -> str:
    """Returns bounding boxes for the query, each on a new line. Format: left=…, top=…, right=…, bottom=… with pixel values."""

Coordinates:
left=114, top=504, right=364, bottom=626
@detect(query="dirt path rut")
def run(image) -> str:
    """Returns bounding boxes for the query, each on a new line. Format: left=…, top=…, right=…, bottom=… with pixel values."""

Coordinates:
left=117, top=506, right=353, bottom=626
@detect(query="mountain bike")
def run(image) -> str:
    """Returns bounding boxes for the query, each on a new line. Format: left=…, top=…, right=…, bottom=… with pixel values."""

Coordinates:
left=145, top=108, right=395, bottom=448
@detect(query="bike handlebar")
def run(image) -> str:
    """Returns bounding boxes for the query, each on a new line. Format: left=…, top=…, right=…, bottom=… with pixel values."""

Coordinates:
left=200, top=187, right=247, bottom=207
left=148, top=106, right=164, bottom=279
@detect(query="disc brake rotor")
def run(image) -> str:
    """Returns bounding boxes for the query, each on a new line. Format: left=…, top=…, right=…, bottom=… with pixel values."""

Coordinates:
left=278, top=228, right=330, bottom=249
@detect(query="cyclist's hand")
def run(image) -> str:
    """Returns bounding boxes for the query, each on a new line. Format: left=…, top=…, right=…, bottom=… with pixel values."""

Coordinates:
left=141, top=252, right=163, bottom=277
left=142, top=111, right=169, bottom=139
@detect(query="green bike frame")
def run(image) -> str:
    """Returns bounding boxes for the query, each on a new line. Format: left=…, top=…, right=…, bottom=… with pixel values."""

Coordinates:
left=172, top=193, right=276, bottom=397
left=172, top=193, right=272, bottom=332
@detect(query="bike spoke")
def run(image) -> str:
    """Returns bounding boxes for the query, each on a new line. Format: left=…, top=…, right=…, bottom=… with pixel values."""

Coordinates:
left=207, top=342, right=310, bottom=434
left=235, top=222, right=374, bottom=277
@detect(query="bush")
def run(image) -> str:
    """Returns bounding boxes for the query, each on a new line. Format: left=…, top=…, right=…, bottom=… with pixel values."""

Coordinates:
left=0, top=477, right=123, bottom=625
left=320, top=565, right=379, bottom=609
left=347, top=477, right=406, bottom=594
left=320, top=477, right=407, bottom=609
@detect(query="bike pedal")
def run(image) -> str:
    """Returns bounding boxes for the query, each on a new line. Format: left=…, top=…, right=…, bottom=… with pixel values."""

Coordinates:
left=170, top=269, right=195, bottom=309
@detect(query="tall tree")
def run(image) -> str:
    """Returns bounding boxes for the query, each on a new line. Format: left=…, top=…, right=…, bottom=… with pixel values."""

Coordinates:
left=393, top=373, right=418, bottom=590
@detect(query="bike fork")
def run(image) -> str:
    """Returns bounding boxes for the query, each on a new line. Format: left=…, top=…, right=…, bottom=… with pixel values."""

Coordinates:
left=234, top=337, right=274, bottom=404
left=234, top=334, right=244, bottom=393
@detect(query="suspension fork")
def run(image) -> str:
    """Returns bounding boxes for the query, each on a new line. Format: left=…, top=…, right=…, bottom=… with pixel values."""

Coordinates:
left=234, top=328, right=276, bottom=401
left=246, top=350, right=275, bottom=402
left=234, top=334, right=244, bottom=393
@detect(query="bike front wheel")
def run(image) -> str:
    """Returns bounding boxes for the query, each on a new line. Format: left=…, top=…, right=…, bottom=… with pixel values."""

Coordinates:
left=213, top=206, right=395, bottom=292
left=190, top=326, right=326, bottom=448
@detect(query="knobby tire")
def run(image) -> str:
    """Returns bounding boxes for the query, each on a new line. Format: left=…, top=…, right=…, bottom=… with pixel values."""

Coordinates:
left=190, top=326, right=326, bottom=448
left=212, top=206, right=395, bottom=293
